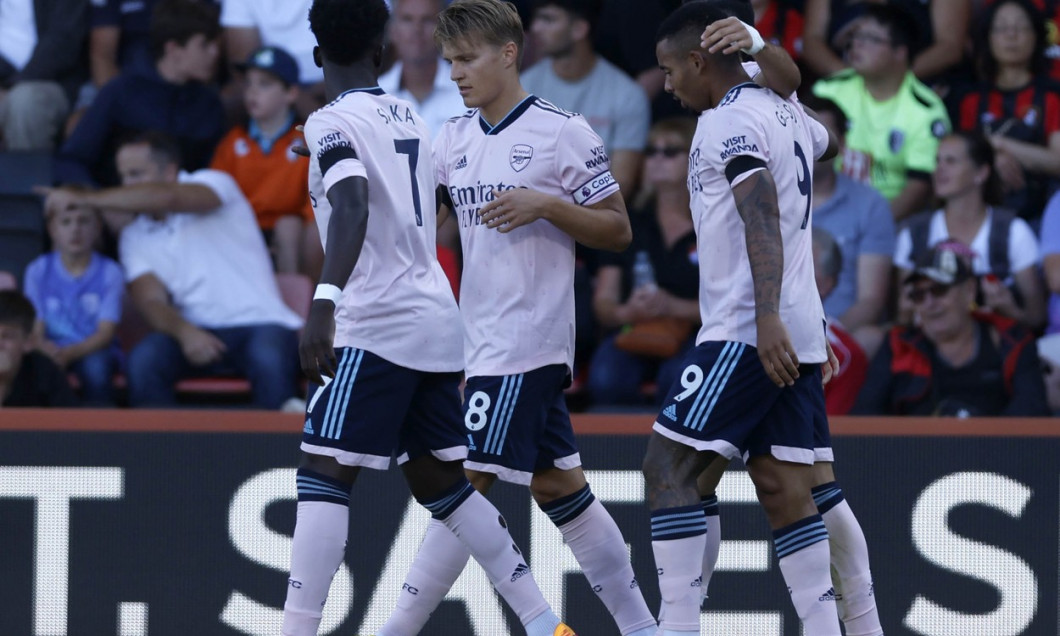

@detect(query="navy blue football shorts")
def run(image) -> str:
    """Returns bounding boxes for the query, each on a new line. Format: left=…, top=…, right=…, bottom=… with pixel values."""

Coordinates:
left=462, top=364, right=580, bottom=485
left=300, top=347, right=467, bottom=469
left=652, top=341, right=826, bottom=465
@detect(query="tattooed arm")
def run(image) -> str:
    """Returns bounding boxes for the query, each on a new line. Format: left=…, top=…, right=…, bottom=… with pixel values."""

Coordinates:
left=732, top=169, right=800, bottom=386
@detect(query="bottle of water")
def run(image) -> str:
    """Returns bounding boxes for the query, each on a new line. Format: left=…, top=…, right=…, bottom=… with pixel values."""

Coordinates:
left=632, top=250, right=657, bottom=291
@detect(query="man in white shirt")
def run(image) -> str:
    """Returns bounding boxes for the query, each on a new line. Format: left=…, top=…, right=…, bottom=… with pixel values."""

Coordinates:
left=41, top=131, right=302, bottom=409
left=378, top=0, right=467, bottom=138
left=379, top=2, right=656, bottom=636
left=284, top=2, right=569, bottom=635
left=649, top=3, right=842, bottom=635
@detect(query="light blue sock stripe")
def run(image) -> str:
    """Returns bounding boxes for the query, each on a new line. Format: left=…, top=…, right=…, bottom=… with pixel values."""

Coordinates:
left=652, top=522, right=708, bottom=539
left=651, top=518, right=710, bottom=531
left=297, top=485, right=350, bottom=500
left=776, top=532, right=830, bottom=558
left=321, top=349, right=353, bottom=439
left=544, top=489, right=593, bottom=520
left=424, top=482, right=472, bottom=515
left=491, top=373, right=523, bottom=456
left=651, top=510, right=708, bottom=523
left=684, top=341, right=736, bottom=429
left=482, top=375, right=511, bottom=455
left=696, top=343, right=745, bottom=430
left=296, top=477, right=348, bottom=494
left=776, top=525, right=829, bottom=552
left=812, top=487, right=841, bottom=505
left=775, top=522, right=828, bottom=545
left=691, top=342, right=743, bottom=431
left=330, top=349, right=365, bottom=440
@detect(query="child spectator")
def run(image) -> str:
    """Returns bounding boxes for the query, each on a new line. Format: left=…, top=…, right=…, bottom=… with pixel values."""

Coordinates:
left=0, top=290, right=77, bottom=408
left=210, top=46, right=320, bottom=275
left=23, top=195, right=124, bottom=406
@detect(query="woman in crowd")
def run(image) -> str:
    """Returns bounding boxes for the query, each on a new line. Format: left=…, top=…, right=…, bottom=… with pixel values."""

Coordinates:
left=587, top=117, right=700, bottom=407
left=894, top=131, right=1046, bottom=331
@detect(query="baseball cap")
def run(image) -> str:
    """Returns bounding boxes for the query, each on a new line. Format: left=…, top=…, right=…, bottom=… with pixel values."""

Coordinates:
left=239, top=46, right=299, bottom=86
left=905, top=241, right=975, bottom=286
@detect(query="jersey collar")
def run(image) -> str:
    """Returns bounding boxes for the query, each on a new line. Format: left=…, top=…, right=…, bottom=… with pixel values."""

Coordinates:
left=478, top=95, right=535, bottom=135
left=335, top=86, right=386, bottom=100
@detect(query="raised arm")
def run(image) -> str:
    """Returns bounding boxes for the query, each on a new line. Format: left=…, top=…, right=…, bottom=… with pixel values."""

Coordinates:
left=701, top=18, right=801, bottom=98
left=38, top=182, right=222, bottom=215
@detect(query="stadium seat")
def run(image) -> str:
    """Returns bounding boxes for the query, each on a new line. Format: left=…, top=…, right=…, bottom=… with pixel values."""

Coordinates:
left=0, top=151, right=51, bottom=282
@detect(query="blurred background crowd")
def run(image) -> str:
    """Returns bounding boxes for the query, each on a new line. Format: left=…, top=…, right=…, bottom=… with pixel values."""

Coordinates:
left=2, top=0, right=1060, bottom=417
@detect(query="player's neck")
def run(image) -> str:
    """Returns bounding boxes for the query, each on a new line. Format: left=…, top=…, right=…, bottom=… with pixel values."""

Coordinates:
left=862, top=70, right=905, bottom=102
left=479, top=84, right=530, bottom=128
left=550, top=42, right=596, bottom=82
left=322, top=61, right=379, bottom=102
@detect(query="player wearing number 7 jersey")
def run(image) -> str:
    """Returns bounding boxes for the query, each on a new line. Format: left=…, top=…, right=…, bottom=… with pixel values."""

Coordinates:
left=377, top=2, right=657, bottom=636
left=645, top=2, right=843, bottom=635
left=284, top=1, right=567, bottom=635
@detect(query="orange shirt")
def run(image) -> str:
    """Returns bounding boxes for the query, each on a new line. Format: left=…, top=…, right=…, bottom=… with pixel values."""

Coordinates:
left=211, top=122, right=313, bottom=230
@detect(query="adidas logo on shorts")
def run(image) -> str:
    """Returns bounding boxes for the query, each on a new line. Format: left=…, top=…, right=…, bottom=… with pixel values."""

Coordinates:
left=819, top=587, right=838, bottom=602
left=510, top=563, right=530, bottom=582
left=663, top=404, right=678, bottom=421
left=455, top=154, right=468, bottom=170
left=303, top=420, right=314, bottom=435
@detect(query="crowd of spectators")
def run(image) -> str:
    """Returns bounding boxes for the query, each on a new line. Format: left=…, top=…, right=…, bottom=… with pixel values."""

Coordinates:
left=1, top=0, right=1059, bottom=416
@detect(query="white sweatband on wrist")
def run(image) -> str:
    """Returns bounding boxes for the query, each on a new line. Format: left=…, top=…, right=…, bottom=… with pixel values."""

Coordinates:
left=739, top=20, right=766, bottom=55
left=313, top=283, right=342, bottom=304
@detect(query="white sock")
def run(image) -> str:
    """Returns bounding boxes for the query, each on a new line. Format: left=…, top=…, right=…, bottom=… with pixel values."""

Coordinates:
left=774, top=515, right=842, bottom=635
left=546, top=493, right=656, bottom=635
left=282, top=499, right=350, bottom=636
left=420, top=481, right=555, bottom=632
left=378, top=519, right=470, bottom=636
left=820, top=497, right=883, bottom=636
left=700, top=496, right=721, bottom=602
left=650, top=505, right=706, bottom=634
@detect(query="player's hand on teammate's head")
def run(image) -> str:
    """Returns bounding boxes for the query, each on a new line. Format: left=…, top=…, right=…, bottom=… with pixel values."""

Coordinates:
left=701, top=17, right=765, bottom=56
left=291, top=125, right=311, bottom=158
left=300, top=302, right=338, bottom=385
left=478, top=188, right=548, bottom=233
left=754, top=313, right=800, bottom=387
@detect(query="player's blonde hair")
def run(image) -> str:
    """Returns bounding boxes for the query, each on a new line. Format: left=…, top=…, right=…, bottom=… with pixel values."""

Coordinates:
left=436, top=0, right=524, bottom=62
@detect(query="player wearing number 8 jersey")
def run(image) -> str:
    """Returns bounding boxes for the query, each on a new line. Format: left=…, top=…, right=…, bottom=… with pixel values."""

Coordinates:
left=284, top=2, right=566, bottom=635
left=377, top=2, right=657, bottom=636
left=645, top=2, right=843, bottom=635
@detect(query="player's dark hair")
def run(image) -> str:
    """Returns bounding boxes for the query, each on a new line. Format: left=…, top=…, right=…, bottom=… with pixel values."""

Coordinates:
left=860, top=3, right=921, bottom=62
left=532, top=0, right=603, bottom=32
left=975, top=0, right=1047, bottom=82
left=704, top=0, right=753, bottom=27
left=657, top=1, right=736, bottom=66
left=0, top=290, right=36, bottom=335
left=309, top=0, right=390, bottom=66
left=117, top=130, right=183, bottom=169
left=802, top=95, right=848, bottom=140
left=149, top=0, right=221, bottom=61
left=946, top=131, right=1004, bottom=206
left=436, top=0, right=525, bottom=62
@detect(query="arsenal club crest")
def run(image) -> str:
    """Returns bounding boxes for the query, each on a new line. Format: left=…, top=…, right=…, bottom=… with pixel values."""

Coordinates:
left=509, top=144, right=533, bottom=172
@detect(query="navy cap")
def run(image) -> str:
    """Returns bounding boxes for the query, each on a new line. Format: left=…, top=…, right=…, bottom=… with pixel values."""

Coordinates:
left=239, top=46, right=299, bottom=86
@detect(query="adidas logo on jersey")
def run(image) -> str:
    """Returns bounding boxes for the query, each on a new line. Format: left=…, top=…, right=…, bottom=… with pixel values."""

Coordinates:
left=819, top=587, right=838, bottom=602
left=510, top=563, right=530, bottom=582
left=455, top=154, right=468, bottom=170
left=663, top=404, right=678, bottom=421
left=303, top=420, right=314, bottom=435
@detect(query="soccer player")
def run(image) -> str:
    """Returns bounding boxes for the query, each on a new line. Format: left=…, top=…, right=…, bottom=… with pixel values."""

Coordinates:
left=378, top=2, right=657, bottom=636
left=285, top=2, right=570, bottom=635
left=646, top=2, right=843, bottom=635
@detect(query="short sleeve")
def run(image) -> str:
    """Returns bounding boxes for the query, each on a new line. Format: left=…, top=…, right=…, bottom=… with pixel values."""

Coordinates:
left=119, top=224, right=152, bottom=282
left=1009, top=217, right=1041, bottom=272
left=181, top=169, right=240, bottom=210
left=219, top=0, right=255, bottom=28
left=701, top=105, right=769, bottom=188
left=22, top=257, right=46, bottom=316
left=98, top=258, right=125, bottom=324
left=555, top=115, right=620, bottom=205
left=1039, top=194, right=1060, bottom=256
left=806, top=115, right=831, bottom=161
left=893, top=226, right=913, bottom=269
left=905, top=107, right=949, bottom=175
left=608, top=83, right=650, bottom=152
left=303, top=110, right=367, bottom=195
left=433, top=123, right=451, bottom=188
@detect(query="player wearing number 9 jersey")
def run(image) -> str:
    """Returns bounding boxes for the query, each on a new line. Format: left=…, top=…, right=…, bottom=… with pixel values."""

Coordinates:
left=644, top=3, right=845, bottom=635
left=283, top=2, right=565, bottom=635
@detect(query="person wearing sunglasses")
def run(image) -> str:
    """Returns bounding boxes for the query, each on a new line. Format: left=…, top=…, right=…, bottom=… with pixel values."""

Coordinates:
left=853, top=241, right=1049, bottom=416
